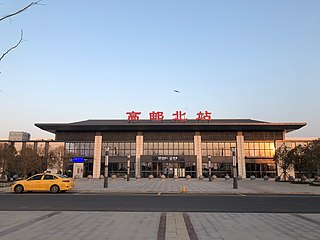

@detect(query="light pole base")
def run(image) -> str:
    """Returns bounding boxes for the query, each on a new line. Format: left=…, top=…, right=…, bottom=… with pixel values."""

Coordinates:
left=104, top=177, right=108, bottom=188
left=233, top=177, right=238, bottom=189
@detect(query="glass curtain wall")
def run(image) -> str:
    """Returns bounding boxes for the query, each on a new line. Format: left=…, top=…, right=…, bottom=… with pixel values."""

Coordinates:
left=143, top=142, right=194, bottom=156
left=245, top=163, right=276, bottom=178
left=142, top=141, right=194, bottom=178
left=101, top=142, right=136, bottom=177
left=244, top=141, right=276, bottom=178
left=202, top=142, right=236, bottom=177
left=65, top=142, right=94, bottom=177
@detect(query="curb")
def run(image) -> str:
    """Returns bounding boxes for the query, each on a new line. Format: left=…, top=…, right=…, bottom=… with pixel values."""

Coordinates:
left=69, top=189, right=320, bottom=196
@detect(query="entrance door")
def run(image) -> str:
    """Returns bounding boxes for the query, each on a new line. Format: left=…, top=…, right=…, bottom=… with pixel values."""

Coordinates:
left=153, top=162, right=185, bottom=178
left=163, top=163, right=174, bottom=178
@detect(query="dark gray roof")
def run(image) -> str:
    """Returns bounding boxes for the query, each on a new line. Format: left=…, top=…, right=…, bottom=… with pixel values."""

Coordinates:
left=35, top=119, right=306, bottom=134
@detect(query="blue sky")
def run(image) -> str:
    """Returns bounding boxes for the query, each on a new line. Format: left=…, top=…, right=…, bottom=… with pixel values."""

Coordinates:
left=0, top=0, right=319, bottom=139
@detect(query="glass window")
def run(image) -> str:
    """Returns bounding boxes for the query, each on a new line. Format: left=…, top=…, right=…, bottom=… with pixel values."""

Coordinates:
left=254, top=142, right=259, bottom=149
left=169, top=142, right=174, bottom=150
left=43, top=175, right=56, bottom=180
left=154, top=143, right=159, bottom=151
left=168, top=149, right=174, bottom=155
left=225, top=149, right=231, bottom=156
left=224, top=143, right=230, bottom=150
left=259, top=143, right=264, bottom=149
left=179, top=142, right=184, bottom=150
left=244, top=150, right=250, bottom=156
left=158, top=148, right=164, bottom=155
left=144, top=143, right=148, bottom=150
left=248, top=142, right=254, bottom=149
left=159, top=142, right=164, bottom=150
left=174, top=142, right=179, bottom=149
left=125, top=143, right=130, bottom=150
left=213, top=143, right=219, bottom=150
left=189, top=143, right=194, bottom=150
left=29, top=175, right=43, bottom=180
left=149, top=142, right=153, bottom=149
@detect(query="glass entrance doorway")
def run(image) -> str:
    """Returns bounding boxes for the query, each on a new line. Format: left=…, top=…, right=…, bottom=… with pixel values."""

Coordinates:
left=152, top=162, right=185, bottom=178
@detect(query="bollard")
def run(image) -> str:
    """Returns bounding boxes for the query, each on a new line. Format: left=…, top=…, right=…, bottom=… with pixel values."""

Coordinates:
left=181, top=185, right=187, bottom=194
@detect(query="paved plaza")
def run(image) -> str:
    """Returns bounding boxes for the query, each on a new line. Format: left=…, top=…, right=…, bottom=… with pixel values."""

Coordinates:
left=0, top=178, right=320, bottom=195
left=2, top=177, right=320, bottom=195
left=0, top=211, right=320, bottom=240
left=72, top=178, right=320, bottom=195
left=1, top=178, right=320, bottom=239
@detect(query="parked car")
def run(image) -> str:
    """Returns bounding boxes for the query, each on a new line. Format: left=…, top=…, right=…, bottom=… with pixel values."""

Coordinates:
left=11, top=173, right=74, bottom=193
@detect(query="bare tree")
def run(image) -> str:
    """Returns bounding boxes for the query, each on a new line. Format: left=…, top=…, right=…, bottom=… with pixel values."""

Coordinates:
left=0, top=143, right=17, bottom=179
left=274, top=144, right=292, bottom=181
left=304, top=139, right=320, bottom=176
left=47, top=146, right=64, bottom=174
left=47, top=146, right=73, bottom=175
left=0, top=1, right=42, bottom=62
left=15, top=147, right=46, bottom=178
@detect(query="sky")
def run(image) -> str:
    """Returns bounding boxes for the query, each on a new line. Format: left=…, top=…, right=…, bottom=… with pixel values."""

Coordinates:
left=0, top=0, right=319, bottom=139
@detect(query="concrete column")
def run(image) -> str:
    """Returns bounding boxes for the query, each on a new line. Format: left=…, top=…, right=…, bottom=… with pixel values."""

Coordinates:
left=236, top=133, right=246, bottom=179
left=135, top=134, right=143, bottom=177
left=194, top=133, right=202, bottom=178
left=93, top=135, right=102, bottom=178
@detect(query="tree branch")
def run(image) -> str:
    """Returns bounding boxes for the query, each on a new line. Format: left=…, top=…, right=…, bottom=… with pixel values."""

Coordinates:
left=0, top=0, right=42, bottom=22
left=0, top=30, right=23, bottom=62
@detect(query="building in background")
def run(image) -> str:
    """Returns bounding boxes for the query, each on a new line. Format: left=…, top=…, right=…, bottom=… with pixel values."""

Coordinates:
left=8, top=131, right=31, bottom=141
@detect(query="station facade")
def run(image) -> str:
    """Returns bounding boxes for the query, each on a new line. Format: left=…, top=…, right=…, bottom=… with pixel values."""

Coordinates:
left=32, top=118, right=308, bottom=179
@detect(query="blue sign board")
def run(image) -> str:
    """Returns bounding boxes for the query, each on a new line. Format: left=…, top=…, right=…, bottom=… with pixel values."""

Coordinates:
left=72, top=157, right=85, bottom=163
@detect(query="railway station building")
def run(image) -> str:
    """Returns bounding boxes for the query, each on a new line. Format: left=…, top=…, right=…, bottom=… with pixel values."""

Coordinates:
left=30, top=117, right=308, bottom=179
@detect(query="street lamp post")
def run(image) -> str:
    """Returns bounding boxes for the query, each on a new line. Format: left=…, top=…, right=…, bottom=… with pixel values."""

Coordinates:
left=104, top=147, right=109, bottom=188
left=127, top=154, right=131, bottom=181
left=231, top=147, right=238, bottom=189
left=208, top=155, right=212, bottom=182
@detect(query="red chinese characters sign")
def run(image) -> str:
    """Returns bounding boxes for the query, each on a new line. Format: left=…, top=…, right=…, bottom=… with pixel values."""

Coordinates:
left=149, top=111, right=164, bottom=121
left=172, top=111, right=187, bottom=122
left=126, top=111, right=141, bottom=121
left=196, top=111, right=211, bottom=121
left=126, top=110, right=212, bottom=122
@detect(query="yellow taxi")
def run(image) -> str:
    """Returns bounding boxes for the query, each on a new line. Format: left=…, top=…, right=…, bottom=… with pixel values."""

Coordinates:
left=11, top=173, right=74, bottom=193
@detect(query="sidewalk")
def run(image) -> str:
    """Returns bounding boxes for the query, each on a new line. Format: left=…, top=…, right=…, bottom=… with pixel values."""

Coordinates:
left=1, top=178, right=320, bottom=239
left=1, top=211, right=320, bottom=240
left=2, top=177, right=320, bottom=195
left=71, top=178, right=320, bottom=195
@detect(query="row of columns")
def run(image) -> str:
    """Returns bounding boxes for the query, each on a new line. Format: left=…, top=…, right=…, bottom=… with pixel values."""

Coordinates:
left=92, top=132, right=247, bottom=179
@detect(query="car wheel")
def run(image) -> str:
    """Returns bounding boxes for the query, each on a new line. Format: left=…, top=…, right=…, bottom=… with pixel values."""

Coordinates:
left=14, top=185, right=24, bottom=193
left=50, top=185, right=60, bottom=193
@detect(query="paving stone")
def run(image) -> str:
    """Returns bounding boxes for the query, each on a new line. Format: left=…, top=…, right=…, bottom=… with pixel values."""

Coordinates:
left=1, top=211, right=320, bottom=240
